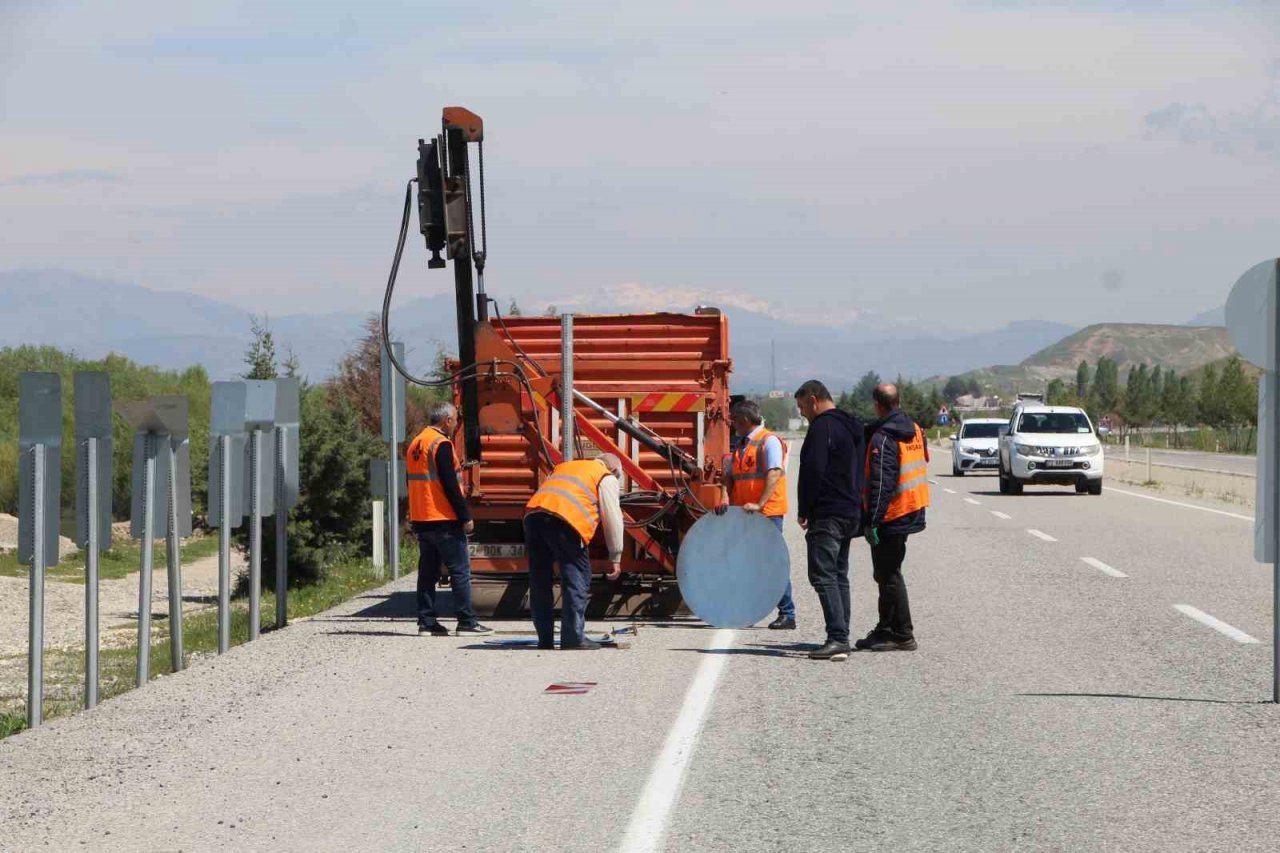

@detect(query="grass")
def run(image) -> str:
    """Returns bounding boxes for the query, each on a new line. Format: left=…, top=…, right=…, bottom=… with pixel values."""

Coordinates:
left=0, top=537, right=220, bottom=582
left=0, top=545, right=408, bottom=740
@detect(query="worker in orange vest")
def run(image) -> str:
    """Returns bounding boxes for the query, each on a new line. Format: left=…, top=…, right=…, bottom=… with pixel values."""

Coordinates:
left=856, top=384, right=929, bottom=652
left=406, top=401, right=492, bottom=637
left=523, top=454, right=625, bottom=650
left=716, top=399, right=796, bottom=630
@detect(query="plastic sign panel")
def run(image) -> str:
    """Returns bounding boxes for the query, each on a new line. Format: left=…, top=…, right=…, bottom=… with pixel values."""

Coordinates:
left=209, top=382, right=248, bottom=529
left=381, top=341, right=407, bottom=443
left=368, top=458, right=407, bottom=499
left=18, top=372, right=61, bottom=567
left=676, top=508, right=789, bottom=628
left=74, top=372, right=113, bottom=548
left=242, top=379, right=278, bottom=516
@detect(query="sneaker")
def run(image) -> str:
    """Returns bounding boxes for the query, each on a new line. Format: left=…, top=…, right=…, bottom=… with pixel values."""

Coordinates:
left=418, top=623, right=451, bottom=637
left=560, top=639, right=603, bottom=650
left=868, top=636, right=918, bottom=652
left=854, top=629, right=889, bottom=651
left=768, top=615, right=797, bottom=630
left=808, top=640, right=851, bottom=661
left=455, top=623, right=494, bottom=637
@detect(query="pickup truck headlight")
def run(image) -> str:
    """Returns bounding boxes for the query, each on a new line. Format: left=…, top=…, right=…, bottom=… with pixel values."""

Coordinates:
left=1078, top=444, right=1101, bottom=456
left=1014, top=444, right=1041, bottom=456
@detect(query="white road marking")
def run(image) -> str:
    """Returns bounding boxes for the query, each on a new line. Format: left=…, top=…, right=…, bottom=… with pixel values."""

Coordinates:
left=964, top=497, right=981, bottom=506
left=1081, top=557, right=1126, bottom=578
left=943, top=488, right=956, bottom=495
left=990, top=511, right=1011, bottom=520
left=618, top=628, right=735, bottom=853
left=1105, top=486, right=1254, bottom=522
left=1027, top=529, right=1058, bottom=542
left=1173, top=605, right=1259, bottom=644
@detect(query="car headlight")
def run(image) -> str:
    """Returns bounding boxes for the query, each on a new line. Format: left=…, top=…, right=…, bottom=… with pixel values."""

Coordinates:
left=961, top=444, right=979, bottom=454
left=1015, top=444, right=1037, bottom=456
left=1078, top=444, right=1101, bottom=457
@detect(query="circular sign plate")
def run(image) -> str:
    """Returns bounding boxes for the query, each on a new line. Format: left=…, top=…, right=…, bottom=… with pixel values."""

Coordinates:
left=677, top=508, right=790, bottom=629
left=1225, top=258, right=1278, bottom=369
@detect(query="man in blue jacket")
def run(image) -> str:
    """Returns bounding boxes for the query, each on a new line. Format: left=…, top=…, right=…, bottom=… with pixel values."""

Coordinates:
left=856, top=384, right=928, bottom=652
left=793, top=380, right=865, bottom=661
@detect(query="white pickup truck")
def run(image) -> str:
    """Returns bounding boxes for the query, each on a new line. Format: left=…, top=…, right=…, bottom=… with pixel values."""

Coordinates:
left=998, top=402, right=1104, bottom=495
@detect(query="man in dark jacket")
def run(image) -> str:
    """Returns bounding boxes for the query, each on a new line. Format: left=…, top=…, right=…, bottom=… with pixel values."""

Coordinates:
left=794, top=379, right=865, bottom=661
left=856, top=384, right=928, bottom=652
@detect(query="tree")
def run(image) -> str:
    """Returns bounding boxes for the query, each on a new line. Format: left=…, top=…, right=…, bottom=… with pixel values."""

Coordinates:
left=756, top=395, right=797, bottom=431
left=1091, top=357, right=1120, bottom=416
left=1217, top=356, right=1257, bottom=451
left=507, top=299, right=523, bottom=316
left=332, top=316, right=440, bottom=441
left=1075, top=360, right=1091, bottom=402
left=967, top=379, right=983, bottom=398
left=1197, top=364, right=1224, bottom=428
left=1046, top=378, right=1072, bottom=406
left=840, top=371, right=880, bottom=422
left=942, top=376, right=969, bottom=403
left=242, top=315, right=278, bottom=380
left=544, top=305, right=558, bottom=316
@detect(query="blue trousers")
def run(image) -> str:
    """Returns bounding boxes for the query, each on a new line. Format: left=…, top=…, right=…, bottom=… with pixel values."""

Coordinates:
left=523, top=512, right=593, bottom=647
left=769, top=515, right=796, bottom=619
left=413, top=521, right=477, bottom=627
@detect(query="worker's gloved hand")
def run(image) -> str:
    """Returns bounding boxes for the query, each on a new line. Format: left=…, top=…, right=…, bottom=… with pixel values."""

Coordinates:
left=713, top=503, right=729, bottom=516
left=865, top=527, right=880, bottom=547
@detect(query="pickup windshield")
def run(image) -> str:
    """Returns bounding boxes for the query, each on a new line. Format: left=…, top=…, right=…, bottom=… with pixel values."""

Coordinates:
left=1017, top=412, right=1093, bottom=434
left=961, top=423, right=1001, bottom=439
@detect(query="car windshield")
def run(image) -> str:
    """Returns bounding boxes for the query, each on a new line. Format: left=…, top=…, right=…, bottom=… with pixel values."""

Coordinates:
left=1017, top=412, right=1092, bottom=434
left=961, top=423, right=1001, bottom=439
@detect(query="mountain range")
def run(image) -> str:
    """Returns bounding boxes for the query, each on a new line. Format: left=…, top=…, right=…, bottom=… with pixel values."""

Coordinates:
left=0, top=269, right=1226, bottom=392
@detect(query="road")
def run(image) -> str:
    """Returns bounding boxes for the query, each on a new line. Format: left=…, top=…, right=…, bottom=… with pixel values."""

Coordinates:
left=1, top=448, right=1278, bottom=851
left=1104, top=445, right=1258, bottom=477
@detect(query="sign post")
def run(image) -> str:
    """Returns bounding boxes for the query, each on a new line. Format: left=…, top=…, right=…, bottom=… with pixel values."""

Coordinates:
left=209, top=382, right=248, bottom=654
left=273, top=379, right=301, bottom=628
left=243, top=380, right=278, bottom=640
left=19, top=373, right=61, bottom=728
left=1225, top=258, right=1280, bottom=703
left=74, top=372, right=112, bottom=708
left=381, top=342, right=407, bottom=580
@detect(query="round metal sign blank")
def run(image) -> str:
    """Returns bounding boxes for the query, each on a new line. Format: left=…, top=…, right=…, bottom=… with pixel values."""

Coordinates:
left=677, top=508, right=790, bottom=628
left=1225, top=258, right=1278, bottom=369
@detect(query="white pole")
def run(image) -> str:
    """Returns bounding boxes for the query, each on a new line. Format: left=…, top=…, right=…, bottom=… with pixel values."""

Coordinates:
left=166, top=437, right=184, bottom=672
left=27, top=446, right=46, bottom=727
left=84, top=437, right=99, bottom=709
left=249, top=428, right=262, bottom=641
left=275, top=425, right=288, bottom=629
left=372, top=499, right=385, bottom=571
left=1146, top=446, right=1152, bottom=483
left=136, top=434, right=156, bottom=688
left=217, top=435, right=231, bottom=654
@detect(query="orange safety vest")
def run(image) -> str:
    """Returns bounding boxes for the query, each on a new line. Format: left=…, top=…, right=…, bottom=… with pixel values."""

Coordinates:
left=406, top=426, right=461, bottom=522
left=865, top=422, right=930, bottom=523
left=730, top=428, right=788, bottom=517
left=526, top=459, right=609, bottom=544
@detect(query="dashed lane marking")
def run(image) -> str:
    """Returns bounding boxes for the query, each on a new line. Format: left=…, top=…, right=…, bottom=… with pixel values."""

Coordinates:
left=991, top=511, right=1011, bottom=520
left=964, top=498, right=981, bottom=506
left=1027, top=529, right=1058, bottom=543
left=1173, top=605, right=1259, bottom=644
left=1081, top=557, right=1126, bottom=578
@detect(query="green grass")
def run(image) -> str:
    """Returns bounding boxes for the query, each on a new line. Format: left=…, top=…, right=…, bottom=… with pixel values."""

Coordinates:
left=0, top=536, right=221, bottom=582
left=0, top=548, right=403, bottom=740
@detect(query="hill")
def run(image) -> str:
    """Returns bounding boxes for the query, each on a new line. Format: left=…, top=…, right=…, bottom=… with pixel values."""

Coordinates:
left=941, top=323, right=1239, bottom=395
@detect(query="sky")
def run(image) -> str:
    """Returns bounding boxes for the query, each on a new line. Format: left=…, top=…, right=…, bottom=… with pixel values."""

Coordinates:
left=3, top=0, right=1280, bottom=333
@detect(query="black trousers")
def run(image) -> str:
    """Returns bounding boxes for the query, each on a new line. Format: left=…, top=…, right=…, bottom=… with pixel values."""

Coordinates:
left=870, top=532, right=914, bottom=640
left=806, top=516, right=858, bottom=644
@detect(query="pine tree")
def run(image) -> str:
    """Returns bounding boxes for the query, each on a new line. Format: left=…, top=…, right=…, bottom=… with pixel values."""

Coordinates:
left=1075, top=360, right=1091, bottom=402
left=243, top=315, right=278, bottom=380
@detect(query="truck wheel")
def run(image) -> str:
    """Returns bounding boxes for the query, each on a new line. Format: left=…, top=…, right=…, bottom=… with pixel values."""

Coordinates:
left=1088, top=480, right=1103, bottom=496
left=998, top=467, right=1010, bottom=494
left=953, top=464, right=965, bottom=477
left=1009, top=476, right=1024, bottom=496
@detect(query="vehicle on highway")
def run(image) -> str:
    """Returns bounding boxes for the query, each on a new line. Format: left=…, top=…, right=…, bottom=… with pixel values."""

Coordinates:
left=998, top=402, right=1104, bottom=495
left=949, top=418, right=1006, bottom=476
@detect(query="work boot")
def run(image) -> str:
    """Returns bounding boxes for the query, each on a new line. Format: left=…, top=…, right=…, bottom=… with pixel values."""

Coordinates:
left=868, top=636, right=918, bottom=652
left=455, top=622, right=494, bottom=637
left=418, top=623, right=451, bottom=637
left=560, top=639, right=603, bottom=650
left=808, top=640, right=851, bottom=661
left=768, top=615, right=797, bottom=630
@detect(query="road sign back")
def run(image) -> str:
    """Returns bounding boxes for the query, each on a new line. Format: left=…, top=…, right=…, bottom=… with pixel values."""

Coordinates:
left=1225, top=258, right=1278, bottom=369
left=74, top=373, right=113, bottom=548
left=18, top=373, right=62, bottom=567
left=676, top=508, right=789, bottom=628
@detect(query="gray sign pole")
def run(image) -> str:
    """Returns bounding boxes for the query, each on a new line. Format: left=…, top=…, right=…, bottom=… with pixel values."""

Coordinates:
left=275, top=425, right=288, bottom=628
left=136, top=433, right=156, bottom=687
left=165, top=435, right=184, bottom=673
left=28, top=447, right=46, bottom=727
left=249, top=428, right=263, bottom=640
left=84, top=437, right=99, bottom=708
left=1270, top=262, right=1279, bottom=705
left=382, top=342, right=406, bottom=581
left=218, top=435, right=232, bottom=653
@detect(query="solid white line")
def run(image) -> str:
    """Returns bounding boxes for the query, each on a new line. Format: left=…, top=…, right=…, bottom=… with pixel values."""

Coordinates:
left=943, top=488, right=956, bottom=495
left=618, top=628, right=736, bottom=853
left=1104, top=486, right=1254, bottom=522
left=991, top=510, right=1011, bottom=520
left=1173, top=605, right=1259, bottom=644
left=964, top=497, right=981, bottom=505
left=1026, top=528, right=1058, bottom=542
left=1081, top=557, right=1126, bottom=578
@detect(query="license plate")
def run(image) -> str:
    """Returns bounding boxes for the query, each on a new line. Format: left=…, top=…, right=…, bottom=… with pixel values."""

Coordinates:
left=1044, top=459, right=1074, bottom=468
left=468, top=542, right=526, bottom=559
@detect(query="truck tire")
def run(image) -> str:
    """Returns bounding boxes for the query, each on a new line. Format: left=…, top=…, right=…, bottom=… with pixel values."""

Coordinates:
left=1009, top=476, right=1024, bottom=495
left=1088, top=480, right=1103, bottom=496
left=953, top=464, right=964, bottom=477
left=998, top=466, right=1010, bottom=494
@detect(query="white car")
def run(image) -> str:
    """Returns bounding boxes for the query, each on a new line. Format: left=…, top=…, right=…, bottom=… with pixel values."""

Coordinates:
left=949, top=418, right=1005, bottom=476
left=998, top=404, right=1104, bottom=495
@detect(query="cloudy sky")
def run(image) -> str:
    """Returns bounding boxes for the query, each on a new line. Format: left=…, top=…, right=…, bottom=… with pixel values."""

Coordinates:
left=3, top=0, right=1279, bottom=332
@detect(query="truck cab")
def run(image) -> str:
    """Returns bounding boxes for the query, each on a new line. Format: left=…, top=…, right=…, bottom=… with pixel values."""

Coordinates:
left=998, top=401, right=1104, bottom=495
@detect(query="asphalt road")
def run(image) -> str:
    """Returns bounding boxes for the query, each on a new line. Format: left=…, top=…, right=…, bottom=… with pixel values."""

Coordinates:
left=2, top=448, right=1278, bottom=851
left=1105, top=445, right=1258, bottom=477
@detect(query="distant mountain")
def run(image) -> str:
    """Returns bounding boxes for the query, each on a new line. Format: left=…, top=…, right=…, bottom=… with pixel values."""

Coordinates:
left=0, top=269, right=1077, bottom=392
left=1186, top=305, right=1225, bottom=326
left=947, top=323, right=1238, bottom=394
